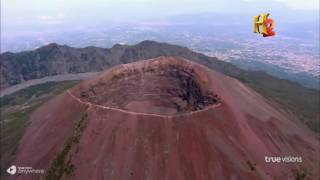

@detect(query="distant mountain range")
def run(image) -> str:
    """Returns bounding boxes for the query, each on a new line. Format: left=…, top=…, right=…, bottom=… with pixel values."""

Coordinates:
left=0, top=40, right=319, bottom=134
left=0, top=40, right=244, bottom=89
left=0, top=40, right=312, bottom=90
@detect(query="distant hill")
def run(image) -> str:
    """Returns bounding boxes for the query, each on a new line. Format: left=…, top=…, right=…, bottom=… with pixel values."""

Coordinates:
left=0, top=40, right=319, bottom=134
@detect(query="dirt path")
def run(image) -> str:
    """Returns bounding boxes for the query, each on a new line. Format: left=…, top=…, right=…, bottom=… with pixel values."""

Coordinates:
left=66, top=90, right=221, bottom=118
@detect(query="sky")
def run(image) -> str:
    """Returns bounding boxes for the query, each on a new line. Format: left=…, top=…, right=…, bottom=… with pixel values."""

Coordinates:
left=1, top=0, right=319, bottom=41
left=2, top=0, right=319, bottom=27
left=0, top=0, right=319, bottom=52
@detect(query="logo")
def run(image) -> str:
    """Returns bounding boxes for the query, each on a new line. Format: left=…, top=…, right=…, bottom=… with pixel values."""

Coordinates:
left=254, top=13, right=276, bottom=37
left=6, top=165, right=45, bottom=175
left=265, top=156, right=302, bottom=163
left=7, top=165, right=17, bottom=175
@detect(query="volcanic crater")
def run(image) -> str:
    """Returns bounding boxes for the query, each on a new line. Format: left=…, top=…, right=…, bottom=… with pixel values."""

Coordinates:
left=10, top=56, right=320, bottom=180
left=77, top=57, right=218, bottom=115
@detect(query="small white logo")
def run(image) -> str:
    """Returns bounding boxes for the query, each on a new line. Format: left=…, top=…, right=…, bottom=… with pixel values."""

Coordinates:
left=6, top=165, right=45, bottom=175
left=7, top=165, right=17, bottom=175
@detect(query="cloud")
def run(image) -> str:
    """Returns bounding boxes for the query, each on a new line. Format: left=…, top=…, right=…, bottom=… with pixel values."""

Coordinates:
left=244, top=0, right=319, bottom=9
left=36, top=13, right=65, bottom=24
left=275, top=0, right=319, bottom=9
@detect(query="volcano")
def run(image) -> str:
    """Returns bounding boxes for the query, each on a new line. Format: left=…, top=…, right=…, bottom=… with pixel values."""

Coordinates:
left=10, top=56, right=319, bottom=180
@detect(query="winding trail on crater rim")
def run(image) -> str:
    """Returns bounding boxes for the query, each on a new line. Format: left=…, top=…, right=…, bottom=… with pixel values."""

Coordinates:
left=67, top=90, right=222, bottom=118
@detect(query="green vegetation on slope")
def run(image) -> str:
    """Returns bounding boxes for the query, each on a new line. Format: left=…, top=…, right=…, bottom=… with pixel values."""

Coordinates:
left=0, top=81, right=78, bottom=108
left=46, top=112, right=88, bottom=180
left=0, top=81, right=79, bottom=178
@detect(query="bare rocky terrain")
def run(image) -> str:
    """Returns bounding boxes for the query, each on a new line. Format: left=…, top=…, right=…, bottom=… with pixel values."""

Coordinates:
left=8, top=57, right=319, bottom=180
left=77, top=58, right=217, bottom=115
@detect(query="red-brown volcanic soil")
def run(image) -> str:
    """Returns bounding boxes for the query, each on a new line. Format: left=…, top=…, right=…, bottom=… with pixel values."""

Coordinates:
left=10, top=56, right=319, bottom=180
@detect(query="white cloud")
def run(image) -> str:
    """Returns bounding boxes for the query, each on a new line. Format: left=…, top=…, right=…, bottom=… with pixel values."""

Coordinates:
left=36, top=13, right=65, bottom=24
left=274, top=0, right=319, bottom=9
left=244, top=0, right=319, bottom=9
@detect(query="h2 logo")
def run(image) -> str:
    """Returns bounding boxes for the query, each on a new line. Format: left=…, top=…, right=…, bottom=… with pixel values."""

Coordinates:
left=254, top=13, right=275, bottom=37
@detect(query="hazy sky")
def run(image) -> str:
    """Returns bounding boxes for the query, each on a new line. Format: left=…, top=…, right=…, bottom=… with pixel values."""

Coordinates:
left=2, top=0, right=319, bottom=27
left=1, top=0, right=319, bottom=52
left=1, top=0, right=319, bottom=40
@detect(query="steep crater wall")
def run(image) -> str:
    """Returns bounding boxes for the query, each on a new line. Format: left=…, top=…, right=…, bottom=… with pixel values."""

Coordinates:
left=78, top=59, right=218, bottom=115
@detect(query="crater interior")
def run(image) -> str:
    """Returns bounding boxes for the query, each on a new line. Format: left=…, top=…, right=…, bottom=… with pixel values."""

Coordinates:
left=79, top=60, right=218, bottom=115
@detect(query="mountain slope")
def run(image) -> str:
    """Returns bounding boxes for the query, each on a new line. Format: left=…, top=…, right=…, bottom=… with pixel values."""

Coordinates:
left=9, top=57, right=319, bottom=180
